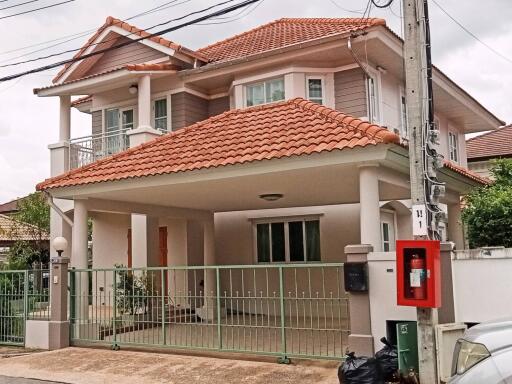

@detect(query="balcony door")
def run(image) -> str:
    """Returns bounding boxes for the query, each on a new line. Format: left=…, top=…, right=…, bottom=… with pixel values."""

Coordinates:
left=105, top=107, right=135, bottom=155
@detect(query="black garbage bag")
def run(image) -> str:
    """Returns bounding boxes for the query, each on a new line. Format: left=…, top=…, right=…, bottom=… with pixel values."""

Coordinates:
left=375, top=337, right=399, bottom=381
left=338, top=352, right=384, bottom=384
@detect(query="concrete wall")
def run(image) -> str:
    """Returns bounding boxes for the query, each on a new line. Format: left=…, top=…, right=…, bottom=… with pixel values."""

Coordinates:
left=452, top=248, right=512, bottom=323
left=367, top=251, right=417, bottom=351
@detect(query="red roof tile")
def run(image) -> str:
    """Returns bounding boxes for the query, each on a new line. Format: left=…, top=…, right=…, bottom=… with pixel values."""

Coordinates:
left=37, top=98, right=399, bottom=190
left=52, top=16, right=206, bottom=84
left=466, top=125, right=512, bottom=160
left=443, top=160, right=491, bottom=185
left=71, top=95, right=92, bottom=107
left=197, top=18, right=386, bottom=63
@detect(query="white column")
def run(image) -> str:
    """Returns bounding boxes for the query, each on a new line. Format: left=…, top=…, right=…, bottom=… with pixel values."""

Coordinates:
left=127, top=75, right=161, bottom=147
left=59, top=95, right=71, bottom=142
left=131, top=214, right=159, bottom=267
left=138, top=74, right=151, bottom=128
left=359, top=165, right=382, bottom=252
left=448, top=202, right=465, bottom=250
left=196, top=216, right=217, bottom=321
left=72, top=199, right=89, bottom=322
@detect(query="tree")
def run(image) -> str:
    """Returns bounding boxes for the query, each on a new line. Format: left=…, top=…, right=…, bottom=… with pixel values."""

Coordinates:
left=7, top=192, right=50, bottom=268
left=462, top=159, right=512, bottom=248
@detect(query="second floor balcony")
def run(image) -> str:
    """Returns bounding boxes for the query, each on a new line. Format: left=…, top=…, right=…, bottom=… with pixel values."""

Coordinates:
left=69, top=129, right=130, bottom=169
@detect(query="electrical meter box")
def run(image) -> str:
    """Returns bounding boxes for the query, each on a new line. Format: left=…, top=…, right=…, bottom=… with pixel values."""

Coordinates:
left=344, top=262, right=368, bottom=292
left=396, top=240, right=441, bottom=308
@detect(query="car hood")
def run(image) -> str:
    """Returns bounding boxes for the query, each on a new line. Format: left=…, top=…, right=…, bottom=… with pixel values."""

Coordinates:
left=464, top=318, right=512, bottom=353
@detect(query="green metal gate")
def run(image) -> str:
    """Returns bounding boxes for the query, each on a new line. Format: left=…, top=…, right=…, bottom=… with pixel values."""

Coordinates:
left=0, top=269, right=51, bottom=346
left=69, top=264, right=349, bottom=360
left=0, top=271, right=27, bottom=346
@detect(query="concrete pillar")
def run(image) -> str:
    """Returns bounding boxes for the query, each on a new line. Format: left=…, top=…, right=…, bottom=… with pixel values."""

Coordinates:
left=138, top=75, right=151, bottom=128
left=131, top=214, right=159, bottom=268
left=49, top=255, right=70, bottom=350
left=345, top=244, right=374, bottom=356
left=359, top=165, right=382, bottom=251
left=439, top=242, right=456, bottom=324
left=59, top=95, right=71, bottom=142
left=448, top=202, right=465, bottom=250
left=72, top=199, right=89, bottom=321
left=196, top=216, right=217, bottom=321
left=127, top=75, right=161, bottom=147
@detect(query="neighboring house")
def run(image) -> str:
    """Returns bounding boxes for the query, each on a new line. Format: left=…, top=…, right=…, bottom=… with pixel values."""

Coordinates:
left=0, top=214, right=50, bottom=265
left=466, top=124, right=512, bottom=178
left=0, top=197, right=24, bottom=216
left=33, top=17, right=503, bottom=356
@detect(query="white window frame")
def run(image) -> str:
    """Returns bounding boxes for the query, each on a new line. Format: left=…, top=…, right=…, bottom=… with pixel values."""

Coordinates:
left=448, top=131, right=459, bottom=163
left=363, top=67, right=383, bottom=124
left=380, top=209, right=397, bottom=252
left=244, top=76, right=285, bottom=107
left=252, top=216, right=321, bottom=263
left=399, top=88, right=408, bottom=138
left=152, top=96, right=170, bottom=132
left=305, top=75, right=325, bottom=105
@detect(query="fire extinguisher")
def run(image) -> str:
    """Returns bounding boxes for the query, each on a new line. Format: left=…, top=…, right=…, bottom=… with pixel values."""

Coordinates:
left=409, top=254, right=426, bottom=300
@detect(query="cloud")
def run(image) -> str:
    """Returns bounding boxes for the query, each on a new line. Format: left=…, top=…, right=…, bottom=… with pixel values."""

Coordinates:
left=0, top=0, right=510, bottom=202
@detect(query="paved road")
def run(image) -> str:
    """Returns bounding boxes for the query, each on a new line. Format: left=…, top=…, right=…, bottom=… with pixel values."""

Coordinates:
left=0, top=377, right=67, bottom=384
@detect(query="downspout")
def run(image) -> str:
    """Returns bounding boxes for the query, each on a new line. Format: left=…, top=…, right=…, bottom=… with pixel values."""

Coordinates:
left=44, top=191, right=74, bottom=228
left=347, top=34, right=373, bottom=123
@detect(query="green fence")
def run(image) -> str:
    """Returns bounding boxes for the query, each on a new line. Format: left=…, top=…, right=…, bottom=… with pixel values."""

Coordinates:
left=70, top=264, right=349, bottom=360
left=0, top=269, right=50, bottom=346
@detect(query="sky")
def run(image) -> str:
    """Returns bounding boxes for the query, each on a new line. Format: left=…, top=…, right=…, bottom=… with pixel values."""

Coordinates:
left=0, top=0, right=511, bottom=202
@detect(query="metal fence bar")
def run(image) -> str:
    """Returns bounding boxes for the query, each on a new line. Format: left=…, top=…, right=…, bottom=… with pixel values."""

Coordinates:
left=68, top=264, right=349, bottom=361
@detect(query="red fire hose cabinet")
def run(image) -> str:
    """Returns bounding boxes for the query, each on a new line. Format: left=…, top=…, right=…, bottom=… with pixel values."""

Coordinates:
left=396, top=240, right=441, bottom=308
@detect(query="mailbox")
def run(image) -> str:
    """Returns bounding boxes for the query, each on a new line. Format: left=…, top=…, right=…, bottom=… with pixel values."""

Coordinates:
left=396, top=240, right=441, bottom=308
left=344, top=262, right=368, bottom=292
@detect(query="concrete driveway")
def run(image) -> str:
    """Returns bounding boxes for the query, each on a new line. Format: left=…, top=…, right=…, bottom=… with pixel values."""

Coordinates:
left=0, top=347, right=340, bottom=384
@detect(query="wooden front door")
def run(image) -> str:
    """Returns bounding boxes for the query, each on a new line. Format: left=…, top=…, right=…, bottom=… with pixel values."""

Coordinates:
left=159, top=226, right=168, bottom=294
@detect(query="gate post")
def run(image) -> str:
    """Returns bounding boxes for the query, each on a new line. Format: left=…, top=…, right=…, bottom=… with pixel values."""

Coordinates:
left=49, top=255, right=70, bottom=350
left=345, top=244, right=374, bottom=356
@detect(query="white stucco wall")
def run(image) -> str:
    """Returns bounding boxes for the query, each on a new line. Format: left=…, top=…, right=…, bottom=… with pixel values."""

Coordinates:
left=367, top=251, right=417, bottom=351
left=452, top=249, right=512, bottom=323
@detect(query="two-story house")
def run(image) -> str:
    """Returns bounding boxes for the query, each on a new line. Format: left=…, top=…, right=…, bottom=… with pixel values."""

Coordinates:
left=34, top=17, right=503, bottom=359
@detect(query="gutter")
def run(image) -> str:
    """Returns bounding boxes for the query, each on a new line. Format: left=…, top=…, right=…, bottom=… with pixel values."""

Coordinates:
left=44, top=191, right=74, bottom=227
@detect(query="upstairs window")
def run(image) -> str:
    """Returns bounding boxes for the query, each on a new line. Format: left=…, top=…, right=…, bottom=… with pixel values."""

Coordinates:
left=154, top=98, right=168, bottom=132
left=255, top=219, right=321, bottom=263
left=400, top=94, right=408, bottom=138
left=246, top=77, right=285, bottom=107
left=367, top=76, right=380, bottom=123
left=306, top=77, right=324, bottom=104
left=448, top=131, right=459, bottom=163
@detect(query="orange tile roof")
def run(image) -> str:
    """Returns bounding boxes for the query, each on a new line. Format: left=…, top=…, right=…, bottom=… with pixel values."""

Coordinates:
left=197, top=18, right=386, bottom=63
left=443, top=160, right=491, bottom=185
left=466, top=125, right=512, bottom=160
left=52, top=16, right=206, bottom=84
left=71, top=95, right=92, bottom=107
left=37, top=98, right=399, bottom=191
left=0, top=215, right=49, bottom=242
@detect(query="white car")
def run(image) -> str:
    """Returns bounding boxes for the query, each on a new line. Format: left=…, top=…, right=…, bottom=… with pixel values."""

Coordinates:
left=449, top=319, right=512, bottom=384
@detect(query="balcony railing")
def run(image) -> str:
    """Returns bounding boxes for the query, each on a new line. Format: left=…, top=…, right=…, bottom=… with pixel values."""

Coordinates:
left=69, top=129, right=129, bottom=169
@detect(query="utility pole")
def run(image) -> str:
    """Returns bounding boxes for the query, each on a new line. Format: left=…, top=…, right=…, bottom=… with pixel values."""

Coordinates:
left=403, top=0, right=444, bottom=382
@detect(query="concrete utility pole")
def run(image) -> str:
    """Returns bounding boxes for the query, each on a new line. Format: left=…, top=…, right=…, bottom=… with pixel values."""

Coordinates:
left=403, top=0, right=441, bottom=382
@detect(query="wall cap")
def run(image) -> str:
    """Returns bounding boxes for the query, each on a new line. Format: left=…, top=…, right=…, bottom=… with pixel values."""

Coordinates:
left=440, top=242, right=455, bottom=252
left=345, top=244, right=374, bottom=254
left=127, top=125, right=162, bottom=136
left=48, top=141, right=70, bottom=150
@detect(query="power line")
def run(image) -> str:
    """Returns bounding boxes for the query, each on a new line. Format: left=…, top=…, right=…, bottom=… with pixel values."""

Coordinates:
left=0, top=0, right=238, bottom=68
left=370, top=0, right=393, bottom=9
left=0, top=0, right=75, bottom=21
left=431, top=0, right=512, bottom=66
left=0, top=0, right=193, bottom=65
left=0, top=0, right=41, bottom=11
left=197, top=0, right=263, bottom=25
left=327, top=0, right=365, bottom=14
left=0, top=0, right=187, bottom=59
left=0, top=0, right=260, bottom=82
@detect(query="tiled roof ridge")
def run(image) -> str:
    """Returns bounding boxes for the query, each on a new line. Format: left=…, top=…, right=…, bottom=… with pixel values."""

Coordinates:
left=52, top=16, right=206, bottom=84
left=196, top=17, right=386, bottom=59
left=443, top=160, right=491, bottom=185
left=36, top=98, right=397, bottom=190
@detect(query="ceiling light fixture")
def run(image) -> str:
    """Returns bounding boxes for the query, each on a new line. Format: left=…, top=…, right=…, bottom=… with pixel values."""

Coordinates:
left=259, top=193, right=284, bottom=202
left=128, top=84, right=138, bottom=94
